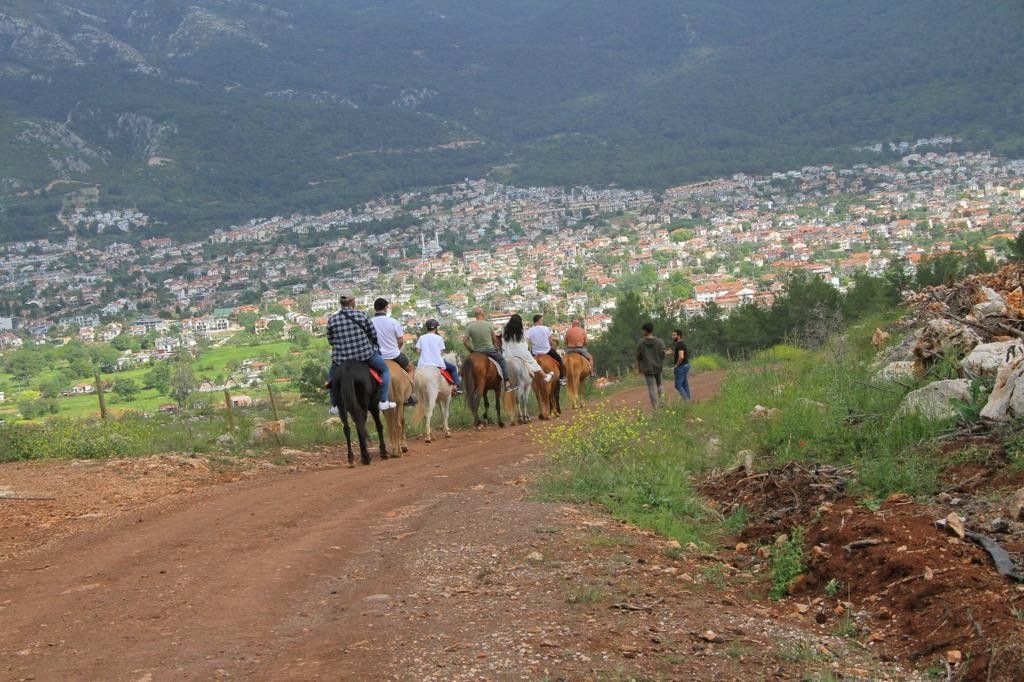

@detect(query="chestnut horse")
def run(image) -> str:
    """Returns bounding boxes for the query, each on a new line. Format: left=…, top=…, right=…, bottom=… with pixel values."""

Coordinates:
left=563, top=351, right=592, bottom=409
left=534, top=353, right=561, bottom=419
left=462, top=352, right=504, bottom=429
left=383, top=360, right=413, bottom=455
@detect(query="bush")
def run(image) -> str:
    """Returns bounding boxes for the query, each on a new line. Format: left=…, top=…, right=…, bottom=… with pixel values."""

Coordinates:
left=752, top=344, right=806, bottom=363
left=0, top=414, right=157, bottom=461
left=769, top=526, right=805, bottom=600
left=690, top=354, right=726, bottom=372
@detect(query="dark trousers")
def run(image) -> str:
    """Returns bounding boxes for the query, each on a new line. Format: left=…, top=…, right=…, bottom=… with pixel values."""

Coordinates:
left=545, top=348, right=564, bottom=376
left=478, top=347, right=509, bottom=382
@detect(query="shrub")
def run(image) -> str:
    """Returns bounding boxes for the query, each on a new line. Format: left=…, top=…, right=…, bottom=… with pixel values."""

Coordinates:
left=752, top=344, right=806, bottom=363
left=769, top=526, right=805, bottom=600
left=690, top=354, right=725, bottom=372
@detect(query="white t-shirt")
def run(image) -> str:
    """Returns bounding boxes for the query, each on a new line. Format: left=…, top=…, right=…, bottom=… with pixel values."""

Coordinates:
left=371, top=314, right=405, bottom=360
left=416, top=333, right=447, bottom=368
left=526, top=325, right=552, bottom=354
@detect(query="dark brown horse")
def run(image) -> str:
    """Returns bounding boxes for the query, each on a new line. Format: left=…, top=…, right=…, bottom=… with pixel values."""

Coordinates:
left=462, top=352, right=504, bottom=429
left=329, top=360, right=388, bottom=466
left=534, top=353, right=561, bottom=419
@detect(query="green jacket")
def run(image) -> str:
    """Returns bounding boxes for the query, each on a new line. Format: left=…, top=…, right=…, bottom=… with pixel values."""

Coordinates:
left=636, top=335, right=665, bottom=375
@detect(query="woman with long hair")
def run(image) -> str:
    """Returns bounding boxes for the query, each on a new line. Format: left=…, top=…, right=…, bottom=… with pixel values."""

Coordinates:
left=503, top=313, right=553, bottom=384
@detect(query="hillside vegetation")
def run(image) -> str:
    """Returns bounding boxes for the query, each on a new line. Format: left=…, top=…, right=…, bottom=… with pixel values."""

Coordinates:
left=2, top=0, right=1023, bottom=239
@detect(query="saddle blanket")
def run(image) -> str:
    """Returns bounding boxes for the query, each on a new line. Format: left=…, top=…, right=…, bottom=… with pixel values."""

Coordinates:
left=369, top=368, right=384, bottom=385
left=439, top=368, right=456, bottom=386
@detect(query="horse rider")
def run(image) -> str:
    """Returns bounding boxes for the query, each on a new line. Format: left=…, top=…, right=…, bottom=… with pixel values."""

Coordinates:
left=526, top=313, right=565, bottom=385
left=463, top=307, right=514, bottom=390
left=371, top=297, right=416, bottom=406
left=326, top=290, right=396, bottom=412
left=416, top=319, right=462, bottom=395
left=564, top=319, right=593, bottom=370
left=502, top=314, right=554, bottom=385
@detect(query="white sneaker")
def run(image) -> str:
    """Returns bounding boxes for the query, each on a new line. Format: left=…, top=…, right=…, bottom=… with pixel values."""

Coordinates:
left=378, top=401, right=397, bottom=411
left=329, top=406, right=339, bottom=416
left=543, top=372, right=554, bottom=383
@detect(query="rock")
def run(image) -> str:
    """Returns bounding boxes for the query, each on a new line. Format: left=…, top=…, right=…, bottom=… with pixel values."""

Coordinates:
left=980, top=355, right=1024, bottom=422
left=874, top=360, right=916, bottom=382
left=216, top=434, right=233, bottom=445
left=665, top=539, right=682, bottom=550
left=986, top=517, right=1010, bottom=534
left=1009, top=489, right=1024, bottom=522
left=700, top=630, right=724, bottom=643
left=738, top=449, right=755, bottom=474
left=897, top=379, right=973, bottom=420
left=259, top=420, right=286, bottom=438
left=1006, top=287, right=1024, bottom=315
left=945, top=650, right=962, bottom=665
left=924, top=566, right=935, bottom=580
left=945, top=512, right=966, bottom=539
left=525, top=551, right=544, bottom=562
left=913, top=319, right=980, bottom=371
left=960, top=340, right=1024, bottom=377
left=363, top=594, right=392, bottom=601
left=734, top=542, right=749, bottom=553
left=972, top=287, right=1007, bottom=319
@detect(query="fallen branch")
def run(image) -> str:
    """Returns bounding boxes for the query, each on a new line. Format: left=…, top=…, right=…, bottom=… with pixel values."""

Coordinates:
left=941, top=471, right=984, bottom=494
left=611, top=597, right=664, bottom=612
left=843, top=538, right=884, bottom=554
left=881, top=568, right=951, bottom=595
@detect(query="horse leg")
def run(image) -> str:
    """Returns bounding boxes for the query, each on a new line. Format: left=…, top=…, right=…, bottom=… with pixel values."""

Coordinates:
left=424, top=394, right=435, bottom=443
left=341, top=412, right=355, bottom=467
left=399, top=409, right=408, bottom=453
left=494, top=387, right=504, bottom=428
left=372, top=408, right=387, bottom=461
left=353, top=406, right=372, bottom=465
left=441, top=396, right=451, bottom=437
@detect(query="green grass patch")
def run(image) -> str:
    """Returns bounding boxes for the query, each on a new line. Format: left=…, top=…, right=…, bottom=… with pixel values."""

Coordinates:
left=769, top=527, right=805, bottom=600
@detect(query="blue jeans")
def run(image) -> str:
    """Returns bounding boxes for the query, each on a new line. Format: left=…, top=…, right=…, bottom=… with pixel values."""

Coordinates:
left=478, top=348, right=509, bottom=383
left=328, top=355, right=391, bottom=404
left=444, top=360, right=461, bottom=388
left=674, top=364, right=691, bottom=400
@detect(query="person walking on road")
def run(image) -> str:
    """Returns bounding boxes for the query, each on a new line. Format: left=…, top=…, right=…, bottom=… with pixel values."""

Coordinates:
left=668, top=328, right=691, bottom=401
left=636, top=322, right=666, bottom=409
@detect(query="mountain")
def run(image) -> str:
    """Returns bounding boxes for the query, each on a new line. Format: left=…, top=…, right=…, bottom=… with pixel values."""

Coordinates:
left=1, top=0, right=1022, bottom=241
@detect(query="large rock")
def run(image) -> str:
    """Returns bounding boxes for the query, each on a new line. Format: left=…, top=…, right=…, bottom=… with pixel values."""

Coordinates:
left=913, top=319, right=980, bottom=372
left=897, top=379, right=973, bottom=420
left=972, top=286, right=1008, bottom=319
left=875, top=360, right=916, bottom=382
left=960, top=340, right=1024, bottom=377
left=979, top=355, right=1024, bottom=422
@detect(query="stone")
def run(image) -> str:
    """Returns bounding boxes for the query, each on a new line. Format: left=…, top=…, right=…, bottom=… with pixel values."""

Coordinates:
left=525, top=551, right=544, bottom=562
left=972, top=287, right=1007, bottom=319
left=1009, top=489, right=1024, bottom=522
left=913, top=319, right=980, bottom=371
left=216, top=434, right=233, bottom=445
left=945, top=650, right=962, bottom=665
left=897, top=379, right=973, bottom=420
left=874, top=361, right=916, bottom=382
left=871, top=328, right=890, bottom=351
left=945, top=512, right=966, bottom=539
left=980, top=355, right=1024, bottom=422
left=960, top=340, right=1024, bottom=377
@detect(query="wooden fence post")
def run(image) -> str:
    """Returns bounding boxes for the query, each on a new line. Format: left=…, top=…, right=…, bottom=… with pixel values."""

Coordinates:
left=267, top=383, right=280, bottom=421
left=223, top=389, right=235, bottom=434
left=95, top=372, right=108, bottom=420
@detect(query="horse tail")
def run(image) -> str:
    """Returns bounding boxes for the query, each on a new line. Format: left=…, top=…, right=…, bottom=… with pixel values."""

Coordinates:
left=462, top=355, right=477, bottom=413
left=411, top=391, right=426, bottom=427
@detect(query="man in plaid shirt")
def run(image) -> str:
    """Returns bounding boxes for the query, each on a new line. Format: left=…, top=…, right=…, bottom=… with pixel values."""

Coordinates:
left=326, top=291, right=396, bottom=411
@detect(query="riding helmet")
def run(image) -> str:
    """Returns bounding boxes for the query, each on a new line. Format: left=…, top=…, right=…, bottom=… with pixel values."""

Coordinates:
left=425, top=319, right=440, bottom=330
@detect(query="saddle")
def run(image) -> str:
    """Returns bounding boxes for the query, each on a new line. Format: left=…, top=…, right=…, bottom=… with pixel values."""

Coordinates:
left=368, top=368, right=384, bottom=386
left=439, top=368, right=456, bottom=386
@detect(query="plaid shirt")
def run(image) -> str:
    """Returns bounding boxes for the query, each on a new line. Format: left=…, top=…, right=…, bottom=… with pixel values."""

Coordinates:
left=327, top=307, right=379, bottom=364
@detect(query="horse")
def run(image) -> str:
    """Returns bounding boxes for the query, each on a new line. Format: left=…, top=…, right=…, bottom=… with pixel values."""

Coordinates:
left=329, top=360, right=387, bottom=466
left=383, top=360, right=413, bottom=455
left=411, top=365, right=452, bottom=443
left=534, top=353, right=561, bottom=419
left=563, top=351, right=592, bottom=409
left=502, top=355, right=534, bottom=425
left=462, top=352, right=504, bottom=429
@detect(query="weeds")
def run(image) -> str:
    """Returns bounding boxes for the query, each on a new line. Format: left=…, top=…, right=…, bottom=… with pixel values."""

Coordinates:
left=769, top=527, right=805, bottom=600
left=567, top=586, right=605, bottom=604
left=824, top=578, right=842, bottom=597
left=774, top=640, right=825, bottom=663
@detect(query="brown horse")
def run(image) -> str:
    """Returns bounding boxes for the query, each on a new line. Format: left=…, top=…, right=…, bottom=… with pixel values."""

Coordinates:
left=383, top=360, right=413, bottom=455
left=563, top=351, right=592, bottom=409
left=462, top=352, right=504, bottom=429
left=534, top=353, right=561, bottom=419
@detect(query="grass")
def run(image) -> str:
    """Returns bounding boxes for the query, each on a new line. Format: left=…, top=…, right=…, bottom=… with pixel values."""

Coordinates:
left=537, top=311, right=958, bottom=562
left=769, top=527, right=805, bottom=600
left=774, top=640, right=826, bottom=663
left=566, top=585, right=605, bottom=604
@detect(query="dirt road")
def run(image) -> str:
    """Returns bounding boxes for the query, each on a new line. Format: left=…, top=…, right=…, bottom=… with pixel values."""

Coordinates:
left=1, top=375, right=910, bottom=680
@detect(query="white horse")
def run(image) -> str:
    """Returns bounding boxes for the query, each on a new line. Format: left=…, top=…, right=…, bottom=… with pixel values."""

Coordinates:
left=502, top=355, right=534, bottom=425
left=411, top=361, right=453, bottom=443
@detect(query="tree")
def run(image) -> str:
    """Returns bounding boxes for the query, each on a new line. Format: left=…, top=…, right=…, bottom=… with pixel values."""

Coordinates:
left=5, top=348, right=46, bottom=383
left=169, top=361, right=197, bottom=409
left=144, top=361, right=172, bottom=394
left=295, top=359, right=328, bottom=401
left=112, top=378, right=140, bottom=402
left=1010, top=233, right=1024, bottom=262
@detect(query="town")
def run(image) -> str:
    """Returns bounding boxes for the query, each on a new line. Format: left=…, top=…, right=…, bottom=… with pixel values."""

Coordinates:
left=1, top=148, right=1022, bottom=369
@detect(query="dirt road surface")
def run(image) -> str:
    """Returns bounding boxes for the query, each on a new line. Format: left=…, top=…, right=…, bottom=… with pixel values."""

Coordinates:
left=2, top=375, right=912, bottom=680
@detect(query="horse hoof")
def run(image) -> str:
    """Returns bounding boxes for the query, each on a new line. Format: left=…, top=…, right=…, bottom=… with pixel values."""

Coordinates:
left=444, top=431, right=451, bottom=438
left=401, top=446, right=409, bottom=453
left=347, top=463, right=356, bottom=469
left=425, top=437, right=432, bottom=444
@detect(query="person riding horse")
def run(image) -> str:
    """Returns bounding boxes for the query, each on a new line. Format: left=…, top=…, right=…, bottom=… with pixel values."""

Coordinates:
left=526, top=313, right=566, bottom=385
left=563, top=319, right=593, bottom=368
left=416, top=319, right=462, bottom=395
left=370, top=297, right=416, bottom=406
left=326, top=290, right=396, bottom=412
left=463, top=307, right=514, bottom=391
left=502, top=314, right=555, bottom=385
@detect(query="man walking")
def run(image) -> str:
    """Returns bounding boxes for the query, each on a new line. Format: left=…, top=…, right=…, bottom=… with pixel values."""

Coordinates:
left=326, top=291, right=396, bottom=412
left=636, top=322, right=666, bottom=409
left=371, top=297, right=416, bottom=406
left=669, top=328, right=691, bottom=401
left=463, top=307, right=514, bottom=390
left=526, top=313, right=565, bottom=384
